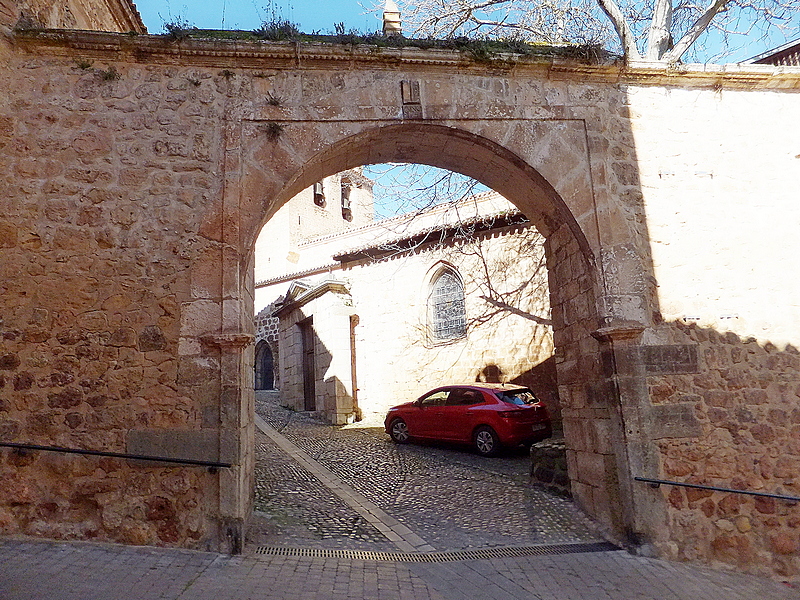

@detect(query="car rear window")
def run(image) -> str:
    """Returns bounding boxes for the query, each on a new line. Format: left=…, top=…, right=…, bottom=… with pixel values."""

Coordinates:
left=497, top=389, right=539, bottom=405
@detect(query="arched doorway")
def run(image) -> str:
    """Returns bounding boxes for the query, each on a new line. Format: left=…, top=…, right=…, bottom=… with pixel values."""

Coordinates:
left=254, top=340, right=275, bottom=390
left=228, top=120, right=639, bottom=543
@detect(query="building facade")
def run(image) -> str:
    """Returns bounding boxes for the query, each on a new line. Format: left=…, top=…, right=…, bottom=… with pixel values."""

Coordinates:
left=255, top=189, right=555, bottom=425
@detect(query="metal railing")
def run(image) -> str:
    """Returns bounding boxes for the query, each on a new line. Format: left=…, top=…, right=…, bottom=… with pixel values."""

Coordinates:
left=0, top=441, right=232, bottom=472
left=635, top=476, right=800, bottom=503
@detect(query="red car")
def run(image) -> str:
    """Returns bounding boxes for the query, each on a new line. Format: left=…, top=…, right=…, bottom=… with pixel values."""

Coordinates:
left=384, top=384, right=552, bottom=456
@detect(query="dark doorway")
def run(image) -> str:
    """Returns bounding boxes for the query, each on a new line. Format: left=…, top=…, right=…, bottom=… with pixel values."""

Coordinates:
left=299, top=317, right=316, bottom=411
left=254, top=341, right=275, bottom=390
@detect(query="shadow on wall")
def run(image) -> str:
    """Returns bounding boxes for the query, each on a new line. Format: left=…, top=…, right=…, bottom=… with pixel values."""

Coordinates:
left=644, top=318, right=800, bottom=576
left=475, top=358, right=561, bottom=427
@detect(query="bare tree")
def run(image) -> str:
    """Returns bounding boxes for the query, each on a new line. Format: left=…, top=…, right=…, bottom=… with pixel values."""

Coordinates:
left=379, top=0, right=799, bottom=63
left=367, top=163, right=487, bottom=220
left=363, top=163, right=551, bottom=328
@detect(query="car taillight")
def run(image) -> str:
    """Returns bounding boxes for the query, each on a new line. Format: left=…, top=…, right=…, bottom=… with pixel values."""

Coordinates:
left=499, top=405, right=546, bottom=419
left=498, top=410, right=526, bottom=418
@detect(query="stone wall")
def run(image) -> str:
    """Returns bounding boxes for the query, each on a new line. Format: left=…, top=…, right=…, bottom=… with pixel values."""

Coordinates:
left=253, top=170, right=374, bottom=288
left=0, top=27, right=798, bottom=577
left=547, top=225, right=618, bottom=530
left=625, top=81, right=800, bottom=578
left=0, top=40, right=234, bottom=549
left=255, top=306, right=279, bottom=344
left=646, top=322, right=800, bottom=577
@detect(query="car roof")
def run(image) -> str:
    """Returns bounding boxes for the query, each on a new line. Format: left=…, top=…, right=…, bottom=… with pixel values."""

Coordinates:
left=442, top=383, right=530, bottom=392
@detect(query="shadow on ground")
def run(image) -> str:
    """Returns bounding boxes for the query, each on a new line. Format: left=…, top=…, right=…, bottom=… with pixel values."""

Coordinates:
left=247, top=397, right=605, bottom=553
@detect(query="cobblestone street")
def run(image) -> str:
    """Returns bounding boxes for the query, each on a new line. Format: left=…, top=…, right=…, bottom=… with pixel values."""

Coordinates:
left=249, top=394, right=604, bottom=553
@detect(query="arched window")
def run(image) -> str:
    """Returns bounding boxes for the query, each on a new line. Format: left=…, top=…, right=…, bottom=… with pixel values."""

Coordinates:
left=254, top=341, right=275, bottom=390
left=429, top=268, right=466, bottom=341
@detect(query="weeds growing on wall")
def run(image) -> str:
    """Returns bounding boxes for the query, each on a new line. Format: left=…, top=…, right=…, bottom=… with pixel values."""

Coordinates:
left=148, top=16, right=609, bottom=63
left=163, top=17, right=197, bottom=40
left=97, top=66, right=121, bottom=81
left=253, top=19, right=302, bottom=41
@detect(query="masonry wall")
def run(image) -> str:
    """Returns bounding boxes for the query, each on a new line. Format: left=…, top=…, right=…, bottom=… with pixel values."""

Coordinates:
left=0, top=26, right=798, bottom=577
left=0, top=45, right=232, bottom=549
left=253, top=171, right=374, bottom=287
left=625, top=84, right=800, bottom=577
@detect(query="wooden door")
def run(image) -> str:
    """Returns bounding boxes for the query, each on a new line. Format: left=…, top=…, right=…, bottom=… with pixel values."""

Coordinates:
left=299, top=318, right=316, bottom=411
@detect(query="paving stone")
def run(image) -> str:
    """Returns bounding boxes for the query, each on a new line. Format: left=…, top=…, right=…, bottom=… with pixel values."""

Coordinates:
left=254, top=397, right=603, bottom=551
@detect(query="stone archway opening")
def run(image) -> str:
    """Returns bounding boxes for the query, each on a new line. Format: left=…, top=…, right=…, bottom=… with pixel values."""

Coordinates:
left=240, top=123, right=623, bottom=543
left=253, top=162, right=558, bottom=425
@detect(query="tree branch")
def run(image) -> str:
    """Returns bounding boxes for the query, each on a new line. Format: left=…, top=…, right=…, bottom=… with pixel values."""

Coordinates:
left=662, top=0, right=731, bottom=62
left=595, top=0, right=643, bottom=60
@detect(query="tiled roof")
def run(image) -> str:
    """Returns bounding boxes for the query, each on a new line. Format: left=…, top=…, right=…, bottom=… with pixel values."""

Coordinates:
left=749, top=39, right=800, bottom=66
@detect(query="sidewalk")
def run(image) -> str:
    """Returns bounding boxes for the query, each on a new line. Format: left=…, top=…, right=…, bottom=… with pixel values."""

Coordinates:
left=2, top=537, right=798, bottom=600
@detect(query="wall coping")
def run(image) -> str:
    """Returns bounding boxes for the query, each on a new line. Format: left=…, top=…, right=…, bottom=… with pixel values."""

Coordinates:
left=9, top=29, right=800, bottom=90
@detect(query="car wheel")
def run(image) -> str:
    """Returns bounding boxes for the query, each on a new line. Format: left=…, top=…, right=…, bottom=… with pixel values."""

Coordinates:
left=473, top=426, right=500, bottom=457
left=389, top=418, right=410, bottom=444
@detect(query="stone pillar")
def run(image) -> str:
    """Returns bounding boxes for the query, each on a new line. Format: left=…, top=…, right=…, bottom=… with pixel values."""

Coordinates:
left=592, top=321, right=666, bottom=552
left=201, top=332, right=254, bottom=554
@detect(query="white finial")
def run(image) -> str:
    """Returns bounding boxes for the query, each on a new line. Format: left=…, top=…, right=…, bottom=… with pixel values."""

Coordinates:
left=383, top=0, right=402, bottom=37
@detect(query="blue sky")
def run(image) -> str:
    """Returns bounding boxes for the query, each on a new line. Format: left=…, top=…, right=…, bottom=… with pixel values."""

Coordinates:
left=133, top=1, right=799, bottom=62
left=133, top=1, right=382, bottom=34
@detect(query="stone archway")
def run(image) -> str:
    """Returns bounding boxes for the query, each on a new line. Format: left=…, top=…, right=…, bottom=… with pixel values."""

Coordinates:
left=0, top=32, right=668, bottom=554
left=218, top=121, right=650, bottom=545
left=4, top=31, right=798, bottom=573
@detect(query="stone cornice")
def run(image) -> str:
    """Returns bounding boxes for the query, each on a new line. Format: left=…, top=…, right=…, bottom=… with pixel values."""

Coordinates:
left=200, top=333, right=254, bottom=348
left=10, top=29, right=800, bottom=90
left=592, top=321, right=646, bottom=343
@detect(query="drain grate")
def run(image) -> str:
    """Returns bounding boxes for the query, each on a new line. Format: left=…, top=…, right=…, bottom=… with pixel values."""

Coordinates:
left=254, top=541, right=618, bottom=563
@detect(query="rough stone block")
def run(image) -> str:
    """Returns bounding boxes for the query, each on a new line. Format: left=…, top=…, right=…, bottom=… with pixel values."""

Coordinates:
left=650, top=403, right=703, bottom=439
left=576, top=450, right=611, bottom=487
left=126, top=429, right=222, bottom=465
left=640, top=345, right=699, bottom=375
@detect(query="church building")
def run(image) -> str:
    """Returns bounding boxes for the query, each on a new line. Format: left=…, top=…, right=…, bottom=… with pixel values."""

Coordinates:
left=253, top=174, right=558, bottom=425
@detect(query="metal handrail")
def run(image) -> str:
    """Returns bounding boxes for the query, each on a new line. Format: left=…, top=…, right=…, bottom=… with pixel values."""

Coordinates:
left=0, top=441, right=232, bottom=470
left=635, top=476, right=800, bottom=502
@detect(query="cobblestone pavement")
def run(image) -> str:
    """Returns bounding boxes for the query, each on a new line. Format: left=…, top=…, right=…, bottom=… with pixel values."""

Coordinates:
left=250, top=397, right=603, bottom=552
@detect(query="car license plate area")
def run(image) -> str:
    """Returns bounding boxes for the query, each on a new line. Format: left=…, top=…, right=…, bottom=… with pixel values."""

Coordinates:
left=531, top=423, right=547, bottom=432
